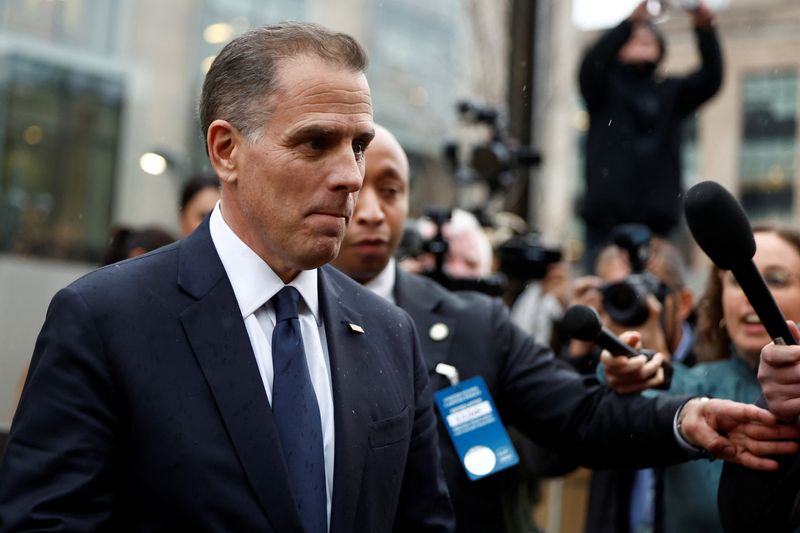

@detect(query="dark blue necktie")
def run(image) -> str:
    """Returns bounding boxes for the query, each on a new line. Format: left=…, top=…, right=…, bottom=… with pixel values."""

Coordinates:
left=271, top=286, right=327, bottom=533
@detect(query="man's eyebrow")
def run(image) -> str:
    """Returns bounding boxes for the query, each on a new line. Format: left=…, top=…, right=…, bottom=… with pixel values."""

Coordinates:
left=288, top=125, right=337, bottom=139
left=360, top=128, right=376, bottom=142
left=286, top=125, right=375, bottom=143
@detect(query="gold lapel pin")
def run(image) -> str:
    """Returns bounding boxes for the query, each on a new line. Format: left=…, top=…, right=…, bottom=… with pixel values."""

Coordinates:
left=429, top=322, right=449, bottom=342
left=348, top=323, right=365, bottom=334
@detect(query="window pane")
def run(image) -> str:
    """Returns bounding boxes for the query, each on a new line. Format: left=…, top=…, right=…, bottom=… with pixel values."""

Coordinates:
left=0, top=55, right=124, bottom=261
left=0, top=0, right=119, bottom=55
left=738, top=70, right=797, bottom=220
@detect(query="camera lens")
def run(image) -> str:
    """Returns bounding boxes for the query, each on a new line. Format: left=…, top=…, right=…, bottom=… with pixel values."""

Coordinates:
left=603, top=280, right=650, bottom=326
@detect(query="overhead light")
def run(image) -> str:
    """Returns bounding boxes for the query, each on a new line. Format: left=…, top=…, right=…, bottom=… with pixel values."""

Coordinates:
left=203, top=23, right=234, bottom=44
left=23, top=125, right=43, bottom=145
left=139, top=152, right=168, bottom=176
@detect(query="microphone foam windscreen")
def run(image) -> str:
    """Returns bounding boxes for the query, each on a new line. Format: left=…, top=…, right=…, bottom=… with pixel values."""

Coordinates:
left=562, top=305, right=602, bottom=341
left=684, top=181, right=756, bottom=270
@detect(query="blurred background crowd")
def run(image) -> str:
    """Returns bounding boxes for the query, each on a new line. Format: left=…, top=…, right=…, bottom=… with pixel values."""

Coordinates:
left=1, top=0, right=800, bottom=531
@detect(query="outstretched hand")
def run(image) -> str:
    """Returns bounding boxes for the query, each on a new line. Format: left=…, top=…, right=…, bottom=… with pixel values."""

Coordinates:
left=678, top=397, right=800, bottom=470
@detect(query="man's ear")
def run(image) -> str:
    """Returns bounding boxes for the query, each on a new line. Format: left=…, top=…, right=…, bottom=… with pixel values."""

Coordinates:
left=207, top=119, right=241, bottom=184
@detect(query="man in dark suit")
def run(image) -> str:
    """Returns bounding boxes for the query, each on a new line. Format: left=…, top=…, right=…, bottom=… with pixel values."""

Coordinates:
left=330, top=124, right=800, bottom=533
left=0, top=23, right=453, bottom=531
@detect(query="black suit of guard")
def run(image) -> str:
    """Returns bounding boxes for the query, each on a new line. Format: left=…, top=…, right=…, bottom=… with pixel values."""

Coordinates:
left=393, top=267, right=694, bottom=533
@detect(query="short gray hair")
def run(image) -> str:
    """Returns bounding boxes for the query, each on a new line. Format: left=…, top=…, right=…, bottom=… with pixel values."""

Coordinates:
left=199, top=21, right=368, bottom=143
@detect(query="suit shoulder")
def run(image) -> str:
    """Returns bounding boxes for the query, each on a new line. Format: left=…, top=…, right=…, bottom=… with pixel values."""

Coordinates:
left=66, top=242, right=180, bottom=299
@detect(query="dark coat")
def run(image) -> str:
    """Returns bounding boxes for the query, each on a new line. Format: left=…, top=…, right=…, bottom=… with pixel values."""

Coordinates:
left=394, top=270, right=693, bottom=533
left=579, top=20, right=723, bottom=235
left=717, top=396, right=800, bottom=532
left=0, top=221, right=454, bottom=532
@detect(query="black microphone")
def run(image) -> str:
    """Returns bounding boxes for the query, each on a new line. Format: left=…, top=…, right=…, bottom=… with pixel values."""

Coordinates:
left=563, top=304, right=639, bottom=357
left=684, top=180, right=796, bottom=346
left=563, top=304, right=674, bottom=389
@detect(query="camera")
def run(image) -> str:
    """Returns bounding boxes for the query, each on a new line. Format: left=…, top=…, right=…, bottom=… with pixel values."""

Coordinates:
left=601, top=224, right=670, bottom=327
left=443, top=101, right=541, bottom=195
left=497, top=232, right=562, bottom=282
left=405, top=207, right=506, bottom=297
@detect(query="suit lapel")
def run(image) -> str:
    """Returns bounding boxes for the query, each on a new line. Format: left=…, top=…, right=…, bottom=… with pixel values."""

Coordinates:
left=394, top=270, right=457, bottom=375
left=177, top=221, right=303, bottom=532
left=319, top=266, right=370, bottom=533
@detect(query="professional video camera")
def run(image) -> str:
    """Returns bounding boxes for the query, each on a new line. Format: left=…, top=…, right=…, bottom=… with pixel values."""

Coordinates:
left=438, top=101, right=560, bottom=284
left=413, top=207, right=507, bottom=297
left=497, top=232, right=562, bottom=282
left=444, top=101, right=541, bottom=194
left=601, top=224, right=670, bottom=327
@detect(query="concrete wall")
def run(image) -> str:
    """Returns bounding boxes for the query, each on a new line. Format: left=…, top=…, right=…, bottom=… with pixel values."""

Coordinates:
left=0, top=255, right=92, bottom=426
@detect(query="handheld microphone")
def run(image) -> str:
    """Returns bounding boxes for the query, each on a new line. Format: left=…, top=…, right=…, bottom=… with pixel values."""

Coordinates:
left=684, top=180, right=796, bottom=346
left=562, top=304, right=673, bottom=388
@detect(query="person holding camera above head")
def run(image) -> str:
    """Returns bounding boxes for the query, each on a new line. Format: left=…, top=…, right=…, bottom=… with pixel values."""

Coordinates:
left=331, top=124, right=800, bottom=533
left=601, top=223, right=800, bottom=532
left=578, top=0, right=722, bottom=273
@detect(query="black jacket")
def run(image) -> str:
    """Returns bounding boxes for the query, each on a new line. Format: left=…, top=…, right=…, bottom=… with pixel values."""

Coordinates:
left=579, top=20, right=723, bottom=235
left=394, top=270, right=693, bottom=533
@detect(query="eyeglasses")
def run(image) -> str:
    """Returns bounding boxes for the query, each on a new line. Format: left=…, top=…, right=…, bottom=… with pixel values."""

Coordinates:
left=722, top=268, right=799, bottom=291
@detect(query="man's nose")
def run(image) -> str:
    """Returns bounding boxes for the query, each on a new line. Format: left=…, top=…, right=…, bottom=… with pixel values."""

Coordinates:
left=328, top=147, right=364, bottom=194
left=354, top=187, right=384, bottom=226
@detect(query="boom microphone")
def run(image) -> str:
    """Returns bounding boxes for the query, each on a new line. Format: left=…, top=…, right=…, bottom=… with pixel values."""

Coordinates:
left=563, top=304, right=673, bottom=388
left=684, top=180, right=796, bottom=345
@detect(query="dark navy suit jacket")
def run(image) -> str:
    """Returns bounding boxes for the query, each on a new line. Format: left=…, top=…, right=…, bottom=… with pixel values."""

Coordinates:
left=0, top=221, right=453, bottom=532
left=393, top=270, right=692, bottom=533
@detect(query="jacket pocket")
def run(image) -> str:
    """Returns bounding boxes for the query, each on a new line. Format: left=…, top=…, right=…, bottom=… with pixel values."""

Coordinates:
left=368, top=405, right=409, bottom=448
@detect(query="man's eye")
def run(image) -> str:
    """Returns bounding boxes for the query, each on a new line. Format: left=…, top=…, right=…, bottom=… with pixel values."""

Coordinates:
left=308, top=138, right=326, bottom=150
left=353, top=141, right=367, bottom=158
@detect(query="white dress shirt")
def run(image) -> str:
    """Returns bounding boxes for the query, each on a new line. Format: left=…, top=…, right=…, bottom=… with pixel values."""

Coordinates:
left=209, top=204, right=335, bottom=524
left=364, top=258, right=397, bottom=304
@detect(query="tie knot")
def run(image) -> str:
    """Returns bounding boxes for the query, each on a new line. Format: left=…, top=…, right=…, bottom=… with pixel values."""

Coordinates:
left=272, top=286, right=300, bottom=322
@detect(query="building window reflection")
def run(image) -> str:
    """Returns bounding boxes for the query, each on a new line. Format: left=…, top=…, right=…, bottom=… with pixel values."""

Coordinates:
left=0, top=0, right=120, bottom=55
left=739, top=69, right=797, bottom=220
left=0, top=55, right=123, bottom=261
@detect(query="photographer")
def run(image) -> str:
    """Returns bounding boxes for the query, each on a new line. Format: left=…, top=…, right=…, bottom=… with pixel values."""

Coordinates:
left=567, top=230, right=696, bottom=375
left=564, top=230, right=696, bottom=533
left=579, top=0, right=722, bottom=272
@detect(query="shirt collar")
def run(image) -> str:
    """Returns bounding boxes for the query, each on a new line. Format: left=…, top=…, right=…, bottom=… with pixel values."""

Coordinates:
left=364, top=258, right=396, bottom=304
left=209, top=202, right=320, bottom=323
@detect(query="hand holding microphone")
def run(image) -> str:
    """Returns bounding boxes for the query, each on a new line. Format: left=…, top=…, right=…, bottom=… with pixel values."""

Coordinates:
left=563, top=304, right=673, bottom=393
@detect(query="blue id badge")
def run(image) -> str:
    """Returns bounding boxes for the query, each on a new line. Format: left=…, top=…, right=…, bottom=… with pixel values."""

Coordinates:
left=434, top=375, right=519, bottom=480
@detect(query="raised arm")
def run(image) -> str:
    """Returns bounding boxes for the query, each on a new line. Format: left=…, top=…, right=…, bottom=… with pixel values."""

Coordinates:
left=675, top=1, right=724, bottom=114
